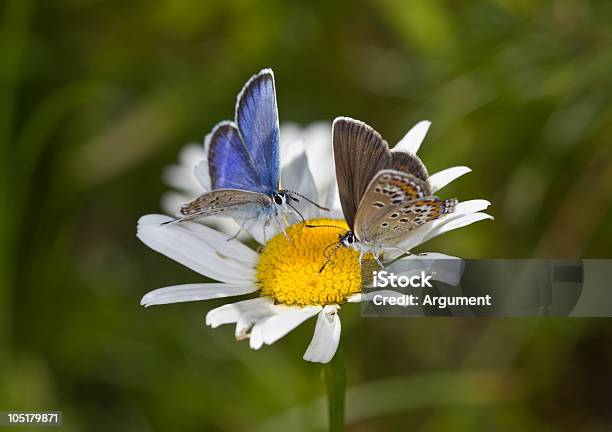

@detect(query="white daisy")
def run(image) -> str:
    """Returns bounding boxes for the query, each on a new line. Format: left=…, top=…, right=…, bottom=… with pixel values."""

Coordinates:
left=139, top=120, right=492, bottom=363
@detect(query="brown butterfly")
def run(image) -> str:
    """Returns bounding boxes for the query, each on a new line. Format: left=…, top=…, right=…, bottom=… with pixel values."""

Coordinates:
left=316, top=117, right=457, bottom=271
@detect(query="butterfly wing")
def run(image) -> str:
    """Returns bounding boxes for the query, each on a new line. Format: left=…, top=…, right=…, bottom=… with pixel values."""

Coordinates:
left=354, top=169, right=456, bottom=245
left=207, top=122, right=269, bottom=193
left=332, top=117, right=392, bottom=229
left=177, top=189, right=272, bottom=222
left=388, top=151, right=429, bottom=182
left=332, top=117, right=433, bottom=229
left=235, top=68, right=280, bottom=194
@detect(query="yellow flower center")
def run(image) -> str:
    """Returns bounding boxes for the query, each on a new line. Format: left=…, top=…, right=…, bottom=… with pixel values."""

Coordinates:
left=256, top=218, right=363, bottom=306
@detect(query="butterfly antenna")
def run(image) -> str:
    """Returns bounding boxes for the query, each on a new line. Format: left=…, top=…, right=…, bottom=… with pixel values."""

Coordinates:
left=161, top=212, right=196, bottom=226
left=160, top=218, right=179, bottom=226
left=285, top=190, right=330, bottom=211
left=319, top=242, right=343, bottom=273
left=305, top=224, right=348, bottom=233
left=287, top=201, right=306, bottom=233
left=323, top=241, right=340, bottom=258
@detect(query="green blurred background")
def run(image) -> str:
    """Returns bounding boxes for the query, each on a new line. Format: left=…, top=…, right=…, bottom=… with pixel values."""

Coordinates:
left=1, top=0, right=612, bottom=430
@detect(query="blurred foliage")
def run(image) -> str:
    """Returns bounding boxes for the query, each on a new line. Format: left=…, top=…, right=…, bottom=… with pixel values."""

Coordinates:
left=1, top=0, right=612, bottom=431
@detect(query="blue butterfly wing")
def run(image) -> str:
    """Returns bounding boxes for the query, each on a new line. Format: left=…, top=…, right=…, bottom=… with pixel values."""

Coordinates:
left=207, top=121, right=270, bottom=194
left=235, top=69, right=280, bottom=194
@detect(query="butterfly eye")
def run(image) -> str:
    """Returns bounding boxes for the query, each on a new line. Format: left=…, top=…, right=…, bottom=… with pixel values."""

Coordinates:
left=341, top=232, right=355, bottom=245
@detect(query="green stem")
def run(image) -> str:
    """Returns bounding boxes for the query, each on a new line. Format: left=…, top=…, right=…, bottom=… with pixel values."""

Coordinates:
left=323, top=348, right=346, bottom=432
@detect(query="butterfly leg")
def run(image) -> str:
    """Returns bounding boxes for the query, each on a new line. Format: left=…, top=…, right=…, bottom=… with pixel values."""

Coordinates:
left=374, top=252, right=385, bottom=269
left=273, top=210, right=289, bottom=240
left=227, top=215, right=259, bottom=241
left=262, top=216, right=270, bottom=244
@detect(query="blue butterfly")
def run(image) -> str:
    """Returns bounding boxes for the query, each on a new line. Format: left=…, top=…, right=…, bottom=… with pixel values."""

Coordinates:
left=167, top=69, right=327, bottom=239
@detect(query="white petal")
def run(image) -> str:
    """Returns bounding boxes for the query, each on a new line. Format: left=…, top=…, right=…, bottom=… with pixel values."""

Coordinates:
left=137, top=215, right=256, bottom=284
left=279, top=123, right=302, bottom=155
left=281, top=150, right=321, bottom=220
left=179, top=143, right=206, bottom=166
left=205, top=297, right=273, bottom=328
left=429, top=166, right=471, bottom=193
left=141, top=283, right=257, bottom=307
left=347, top=293, right=363, bottom=303
left=281, top=136, right=306, bottom=166
left=162, top=144, right=205, bottom=195
left=161, top=191, right=192, bottom=217
left=393, top=120, right=431, bottom=154
left=162, top=165, right=195, bottom=194
left=284, top=122, right=334, bottom=197
left=249, top=305, right=322, bottom=350
left=234, top=305, right=279, bottom=340
left=455, top=199, right=491, bottom=215
left=249, top=321, right=266, bottom=350
left=194, top=160, right=211, bottom=191
left=303, top=305, right=341, bottom=363
left=324, top=181, right=345, bottom=219
left=423, top=212, right=494, bottom=244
